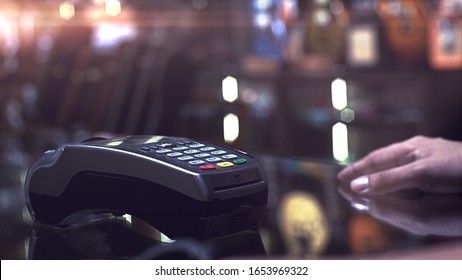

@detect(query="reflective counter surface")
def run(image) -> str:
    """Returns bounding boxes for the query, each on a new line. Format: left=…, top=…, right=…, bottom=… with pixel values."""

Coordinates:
left=1, top=155, right=462, bottom=260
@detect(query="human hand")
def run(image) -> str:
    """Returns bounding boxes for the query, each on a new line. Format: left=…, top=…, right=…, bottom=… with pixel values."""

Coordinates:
left=337, top=136, right=462, bottom=194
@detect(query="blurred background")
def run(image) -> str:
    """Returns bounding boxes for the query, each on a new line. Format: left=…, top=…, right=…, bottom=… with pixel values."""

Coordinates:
left=1, top=0, right=462, bottom=167
left=1, top=0, right=462, bottom=259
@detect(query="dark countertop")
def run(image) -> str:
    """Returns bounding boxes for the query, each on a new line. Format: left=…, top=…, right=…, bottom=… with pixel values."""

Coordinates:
left=1, top=155, right=461, bottom=260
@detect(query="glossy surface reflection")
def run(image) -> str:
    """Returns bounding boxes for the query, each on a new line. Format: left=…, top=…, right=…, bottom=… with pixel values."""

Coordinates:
left=1, top=155, right=462, bottom=259
left=339, top=186, right=462, bottom=237
left=29, top=215, right=265, bottom=260
left=254, top=155, right=462, bottom=258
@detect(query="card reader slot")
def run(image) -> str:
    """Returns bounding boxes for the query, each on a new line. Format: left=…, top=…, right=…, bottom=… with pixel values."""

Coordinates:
left=209, top=167, right=260, bottom=191
left=213, top=179, right=262, bottom=192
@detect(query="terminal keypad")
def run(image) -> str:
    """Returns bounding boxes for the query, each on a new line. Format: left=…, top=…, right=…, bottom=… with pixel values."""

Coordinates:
left=138, top=140, right=248, bottom=171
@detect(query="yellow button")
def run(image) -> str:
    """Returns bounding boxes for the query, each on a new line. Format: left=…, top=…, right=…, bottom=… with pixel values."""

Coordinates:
left=217, top=161, right=234, bottom=168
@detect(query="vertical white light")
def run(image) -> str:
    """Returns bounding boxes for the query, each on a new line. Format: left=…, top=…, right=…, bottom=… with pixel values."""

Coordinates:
left=222, top=76, right=238, bottom=103
left=332, top=122, right=349, bottom=162
left=223, top=113, right=240, bottom=143
left=331, top=78, right=347, bottom=110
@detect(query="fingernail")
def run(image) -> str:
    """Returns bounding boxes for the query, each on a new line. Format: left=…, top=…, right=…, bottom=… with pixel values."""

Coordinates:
left=351, top=176, right=369, bottom=193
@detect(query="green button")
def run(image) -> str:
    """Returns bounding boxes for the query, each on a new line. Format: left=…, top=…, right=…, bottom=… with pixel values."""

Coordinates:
left=233, top=158, right=247, bottom=165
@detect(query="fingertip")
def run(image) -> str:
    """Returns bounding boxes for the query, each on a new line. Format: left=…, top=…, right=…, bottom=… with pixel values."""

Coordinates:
left=362, top=168, right=415, bottom=194
left=351, top=175, right=369, bottom=193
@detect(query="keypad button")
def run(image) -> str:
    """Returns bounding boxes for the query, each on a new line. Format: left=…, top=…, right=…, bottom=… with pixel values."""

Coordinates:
left=139, top=147, right=152, bottom=152
left=233, top=158, right=247, bottom=165
left=211, top=150, right=226, bottom=155
left=184, top=149, right=200, bottom=154
left=195, top=153, right=210, bottom=158
left=189, top=143, right=205, bottom=148
left=206, top=157, right=222, bottom=163
left=200, top=146, right=216, bottom=151
left=222, top=154, right=238, bottom=159
left=173, top=146, right=188, bottom=151
left=156, top=149, right=172, bottom=154
left=156, top=143, right=174, bottom=148
left=200, top=164, right=216, bottom=170
left=189, top=160, right=205, bottom=165
left=178, top=155, right=194, bottom=161
left=167, top=152, right=183, bottom=157
left=217, top=162, right=234, bottom=168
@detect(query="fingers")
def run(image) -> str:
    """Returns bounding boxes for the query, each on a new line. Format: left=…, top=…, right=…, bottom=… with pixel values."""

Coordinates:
left=337, top=141, right=416, bottom=183
left=337, top=136, right=462, bottom=195
left=350, top=162, right=424, bottom=194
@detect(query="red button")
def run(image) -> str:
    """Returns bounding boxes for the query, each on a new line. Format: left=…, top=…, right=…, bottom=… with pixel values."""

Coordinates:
left=200, top=164, right=216, bottom=170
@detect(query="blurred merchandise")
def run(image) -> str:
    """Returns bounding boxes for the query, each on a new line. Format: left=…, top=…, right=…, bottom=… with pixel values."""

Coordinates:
left=302, top=0, right=348, bottom=68
left=377, top=0, right=429, bottom=65
left=345, top=0, right=381, bottom=68
left=428, top=0, right=462, bottom=69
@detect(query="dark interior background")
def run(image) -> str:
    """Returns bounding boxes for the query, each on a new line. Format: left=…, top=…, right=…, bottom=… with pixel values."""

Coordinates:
left=1, top=0, right=461, bottom=166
